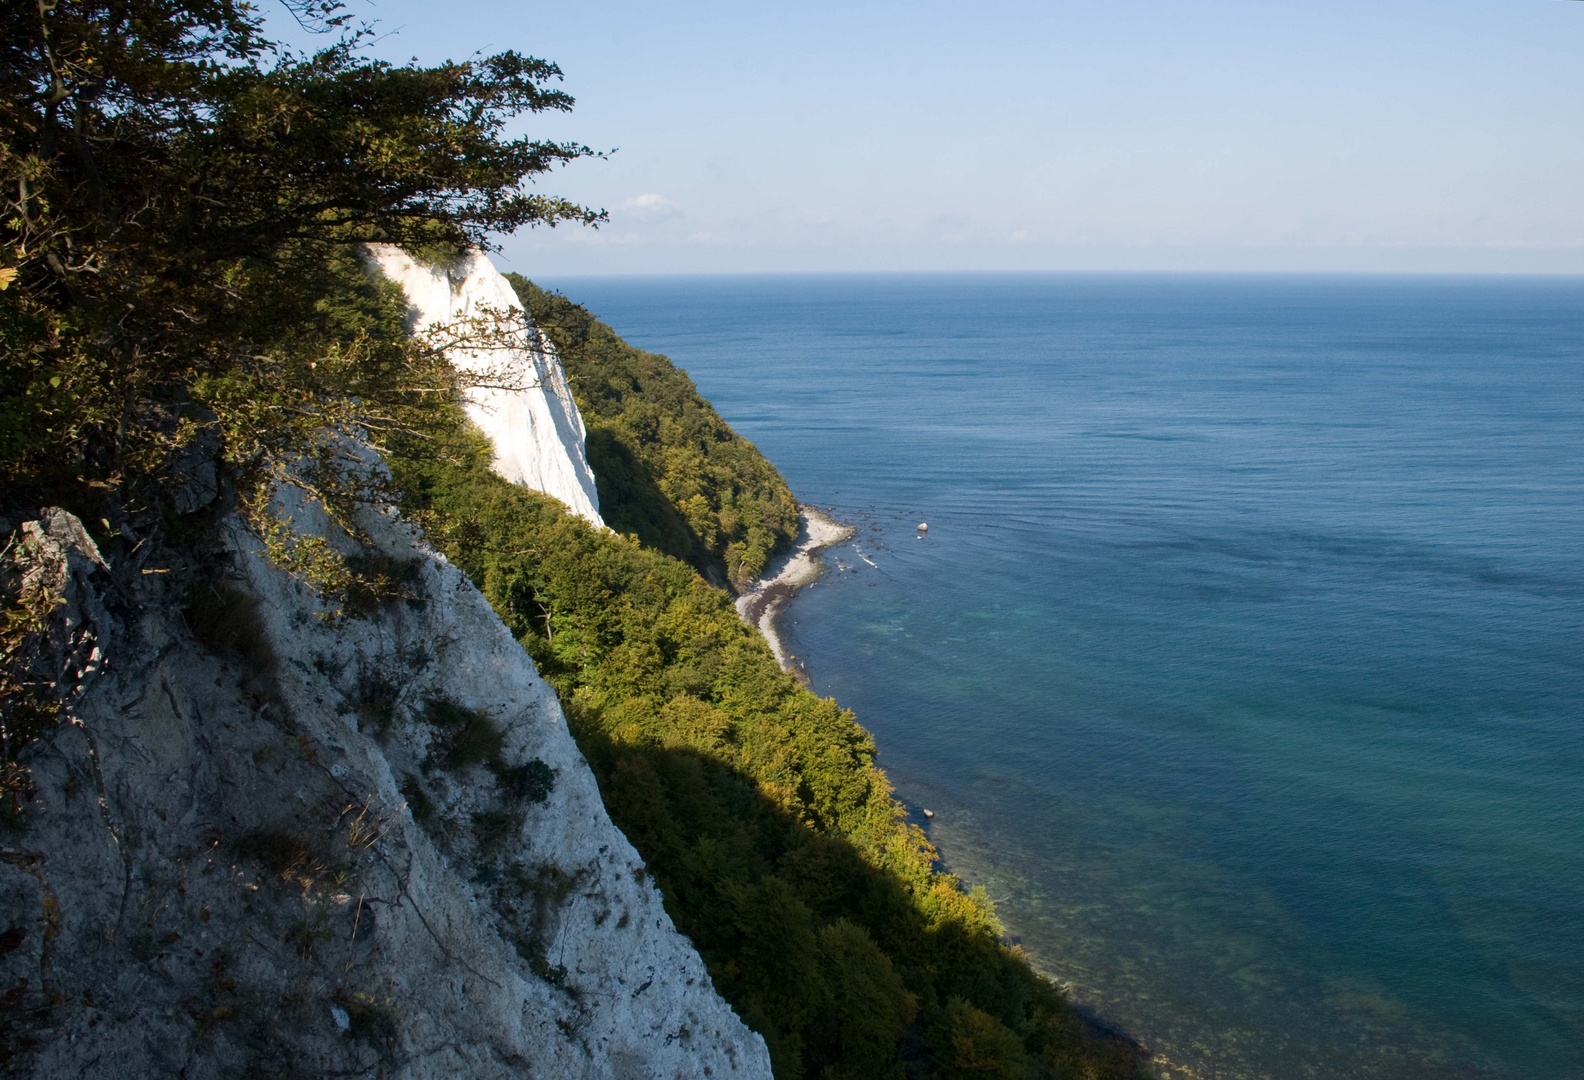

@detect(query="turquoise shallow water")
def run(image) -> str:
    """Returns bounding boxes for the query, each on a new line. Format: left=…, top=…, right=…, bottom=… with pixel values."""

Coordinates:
left=542, top=273, right=1584, bottom=1080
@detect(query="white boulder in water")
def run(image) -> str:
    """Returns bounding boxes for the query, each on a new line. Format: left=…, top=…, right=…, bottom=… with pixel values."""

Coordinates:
left=365, top=244, right=605, bottom=528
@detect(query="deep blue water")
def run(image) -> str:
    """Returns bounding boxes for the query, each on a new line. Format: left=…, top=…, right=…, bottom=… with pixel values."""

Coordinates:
left=541, top=273, right=1584, bottom=1080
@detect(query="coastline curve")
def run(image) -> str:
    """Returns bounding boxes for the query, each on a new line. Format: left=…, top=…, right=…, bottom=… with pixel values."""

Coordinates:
left=735, top=505, right=854, bottom=672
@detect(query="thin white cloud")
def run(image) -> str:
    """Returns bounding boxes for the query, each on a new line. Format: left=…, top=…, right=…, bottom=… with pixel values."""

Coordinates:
left=615, top=194, right=683, bottom=221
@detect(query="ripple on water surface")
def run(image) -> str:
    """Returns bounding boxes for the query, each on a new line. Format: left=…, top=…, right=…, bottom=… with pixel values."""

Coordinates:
left=547, top=273, right=1584, bottom=1080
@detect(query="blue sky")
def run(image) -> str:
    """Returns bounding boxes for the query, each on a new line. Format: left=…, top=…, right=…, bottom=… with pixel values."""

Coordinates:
left=274, top=1, right=1584, bottom=274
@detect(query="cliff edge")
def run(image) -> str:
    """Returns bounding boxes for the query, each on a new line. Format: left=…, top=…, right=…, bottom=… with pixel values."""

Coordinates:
left=0, top=491, right=770, bottom=1078
left=364, top=245, right=605, bottom=529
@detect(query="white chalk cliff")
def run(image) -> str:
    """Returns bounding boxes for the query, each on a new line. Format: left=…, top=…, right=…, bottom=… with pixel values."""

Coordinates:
left=365, top=245, right=604, bottom=528
left=0, top=249, right=778, bottom=1075
left=0, top=494, right=772, bottom=1078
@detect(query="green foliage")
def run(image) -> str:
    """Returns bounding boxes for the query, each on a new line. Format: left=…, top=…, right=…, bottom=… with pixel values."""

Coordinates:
left=184, top=581, right=277, bottom=680
left=504, top=862, right=579, bottom=985
left=926, top=998, right=1030, bottom=1080
left=424, top=698, right=506, bottom=771
left=382, top=389, right=1142, bottom=1080
left=418, top=696, right=556, bottom=819
left=0, top=6, right=1142, bottom=1076
left=0, top=536, right=63, bottom=832
left=469, top=807, right=523, bottom=857
left=506, top=276, right=799, bottom=590
left=333, top=988, right=401, bottom=1053
left=0, top=0, right=604, bottom=522
left=400, top=773, right=437, bottom=825
left=2, top=0, right=609, bottom=787
left=351, top=673, right=400, bottom=740
left=236, top=830, right=331, bottom=893
left=811, top=919, right=914, bottom=1079
left=497, top=758, right=556, bottom=804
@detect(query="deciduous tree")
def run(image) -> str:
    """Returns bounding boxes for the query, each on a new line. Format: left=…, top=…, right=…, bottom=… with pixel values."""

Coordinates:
left=1, top=0, right=603, bottom=511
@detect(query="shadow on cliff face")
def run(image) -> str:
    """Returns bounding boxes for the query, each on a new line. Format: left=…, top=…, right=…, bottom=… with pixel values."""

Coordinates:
left=584, top=430, right=723, bottom=587
left=373, top=362, right=1142, bottom=1079
left=565, top=708, right=1145, bottom=1080
left=0, top=540, right=406, bottom=1076
left=1, top=510, right=775, bottom=1079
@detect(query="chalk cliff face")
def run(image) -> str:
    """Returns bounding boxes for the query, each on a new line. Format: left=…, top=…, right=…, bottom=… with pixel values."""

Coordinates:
left=0, top=494, right=770, bottom=1075
left=364, top=245, right=604, bottom=528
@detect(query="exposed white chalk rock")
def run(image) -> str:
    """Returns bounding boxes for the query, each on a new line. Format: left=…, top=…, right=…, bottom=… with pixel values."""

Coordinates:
left=365, top=244, right=604, bottom=528
left=0, top=498, right=772, bottom=1079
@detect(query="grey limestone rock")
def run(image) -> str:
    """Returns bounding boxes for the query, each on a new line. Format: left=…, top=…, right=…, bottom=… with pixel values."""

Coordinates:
left=0, top=503, right=771, bottom=1079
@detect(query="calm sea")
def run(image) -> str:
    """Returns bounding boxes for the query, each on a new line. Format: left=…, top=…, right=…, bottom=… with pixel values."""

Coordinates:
left=540, top=273, right=1584, bottom=1080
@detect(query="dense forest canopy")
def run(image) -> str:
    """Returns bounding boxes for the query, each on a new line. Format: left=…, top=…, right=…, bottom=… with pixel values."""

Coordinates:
left=383, top=346, right=1144, bottom=1080
left=2, top=3, right=1146, bottom=1077
left=509, top=275, right=800, bottom=591
left=1, top=0, right=601, bottom=519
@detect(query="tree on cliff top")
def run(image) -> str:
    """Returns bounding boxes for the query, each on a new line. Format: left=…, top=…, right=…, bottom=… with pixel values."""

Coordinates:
left=0, top=0, right=603, bottom=515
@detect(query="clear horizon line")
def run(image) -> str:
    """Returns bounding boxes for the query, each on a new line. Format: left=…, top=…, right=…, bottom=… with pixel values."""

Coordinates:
left=526, top=266, right=1584, bottom=280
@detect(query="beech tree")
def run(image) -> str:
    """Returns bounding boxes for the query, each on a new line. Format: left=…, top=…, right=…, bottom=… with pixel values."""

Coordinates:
left=0, top=0, right=604, bottom=510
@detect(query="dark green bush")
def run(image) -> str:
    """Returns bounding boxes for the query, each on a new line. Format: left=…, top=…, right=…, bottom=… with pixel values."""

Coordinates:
left=508, top=277, right=800, bottom=591
left=185, top=582, right=276, bottom=679
left=383, top=388, right=1144, bottom=1080
left=352, top=675, right=401, bottom=740
left=423, top=698, right=505, bottom=772
left=926, top=997, right=1030, bottom=1080
left=343, top=551, right=426, bottom=618
left=235, top=830, right=330, bottom=894
left=470, top=808, right=523, bottom=857
left=400, top=773, right=436, bottom=825
left=497, top=759, right=556, bottom=804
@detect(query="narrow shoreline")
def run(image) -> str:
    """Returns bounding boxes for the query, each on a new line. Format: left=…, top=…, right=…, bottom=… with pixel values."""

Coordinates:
left=739, top=507, right=1154, bottom=1070
left=736, top=505, right=855, bottom=672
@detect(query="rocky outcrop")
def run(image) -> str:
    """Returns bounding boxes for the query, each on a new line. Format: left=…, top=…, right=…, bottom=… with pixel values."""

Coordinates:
left=363, top=245, right=604, bottom=528
left=0, top=500, right=770, bottom=1078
